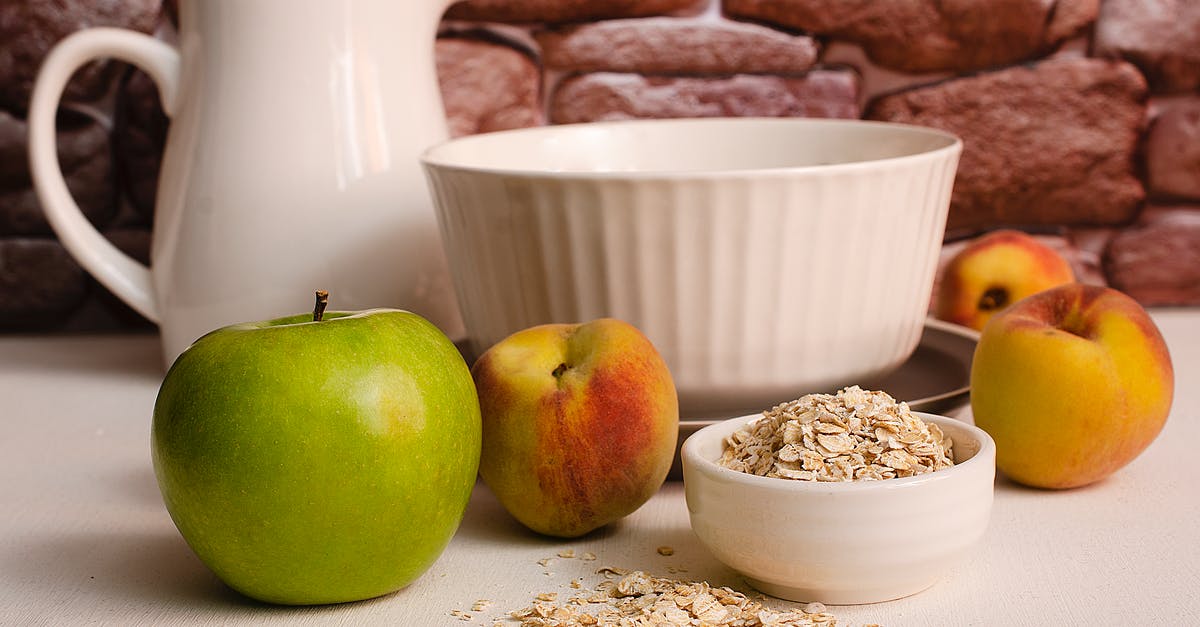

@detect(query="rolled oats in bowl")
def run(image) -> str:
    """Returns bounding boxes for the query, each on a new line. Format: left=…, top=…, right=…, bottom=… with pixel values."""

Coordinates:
left=719, top=386, right=955, bottom=482
left=684, top=394, right=994, bottom=603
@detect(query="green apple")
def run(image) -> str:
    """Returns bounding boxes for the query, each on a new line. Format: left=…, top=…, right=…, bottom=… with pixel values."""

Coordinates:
left=151, top=293, right=481, bottom=605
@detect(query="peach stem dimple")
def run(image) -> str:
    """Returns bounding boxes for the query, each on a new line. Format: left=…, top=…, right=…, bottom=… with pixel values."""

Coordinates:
left=1059, top=310, right=1092, bottom=339
left=978, top=286, right=1009, bottom=311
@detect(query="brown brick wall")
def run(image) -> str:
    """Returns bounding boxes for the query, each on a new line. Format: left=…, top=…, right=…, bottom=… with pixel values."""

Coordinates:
left=2, top=0, right=1198, bottom=331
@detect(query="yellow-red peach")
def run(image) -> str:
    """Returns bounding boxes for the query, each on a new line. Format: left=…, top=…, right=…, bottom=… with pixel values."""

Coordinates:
left=471, top=318, right=679, bottom=537
left=970, top=284, right=1174, bottom=489
left=936, top=230, right=1075, bottom=331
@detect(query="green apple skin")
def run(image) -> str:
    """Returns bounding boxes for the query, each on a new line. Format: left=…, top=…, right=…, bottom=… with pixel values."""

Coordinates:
left=151, top=309, right=481, bottom=605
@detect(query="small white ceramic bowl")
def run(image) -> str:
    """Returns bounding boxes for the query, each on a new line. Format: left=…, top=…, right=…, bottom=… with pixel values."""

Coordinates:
left=422, top=118, right=961, bottom=416
left=681, top=412, right=995, bottom=605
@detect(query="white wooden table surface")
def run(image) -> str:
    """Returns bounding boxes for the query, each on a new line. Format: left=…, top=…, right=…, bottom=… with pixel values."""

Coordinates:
left=2, top=310, right=1198, bottom=626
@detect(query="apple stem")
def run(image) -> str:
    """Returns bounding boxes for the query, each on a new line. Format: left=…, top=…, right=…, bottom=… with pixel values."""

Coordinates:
left=552, top=363, right=568, bottom=379
left=313, top=290, right=330, bottom=322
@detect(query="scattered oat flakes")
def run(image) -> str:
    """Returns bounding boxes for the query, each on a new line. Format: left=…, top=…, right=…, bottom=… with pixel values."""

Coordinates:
left=580, top=551, right=597, bottom=561
left=537, top=558, right=554, bottom=567
left=536, top=592, right=559, bottom=602
left=557, top=549, right=576, bottom=559
left=506, top=570, right=838, bottom=626
left=656, top=545, right=675, bottom=556
left=570, top=578, right=584, bottom=589
left=472, top=599, right=492, bottom=612
left=450, top=608, right=473, bottom=621
left=720, top=386, right=954, bottom=482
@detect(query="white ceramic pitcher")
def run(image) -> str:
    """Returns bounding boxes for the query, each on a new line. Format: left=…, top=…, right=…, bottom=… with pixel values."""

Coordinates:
left=28, top=0, right=463, bottom=365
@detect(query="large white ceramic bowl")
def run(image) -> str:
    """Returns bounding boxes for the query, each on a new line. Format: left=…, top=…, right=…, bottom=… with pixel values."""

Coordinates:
left=681, top=412, right=995, bottom=605
left=421, top=118, right=962, bottom=416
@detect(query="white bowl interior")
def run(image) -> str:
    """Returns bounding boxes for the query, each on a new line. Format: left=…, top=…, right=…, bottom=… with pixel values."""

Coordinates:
left=422, top=117, right=960, bottom=174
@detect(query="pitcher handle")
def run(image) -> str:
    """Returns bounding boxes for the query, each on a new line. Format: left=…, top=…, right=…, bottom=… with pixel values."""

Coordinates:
left=28, top=27, right=180, bottom=323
